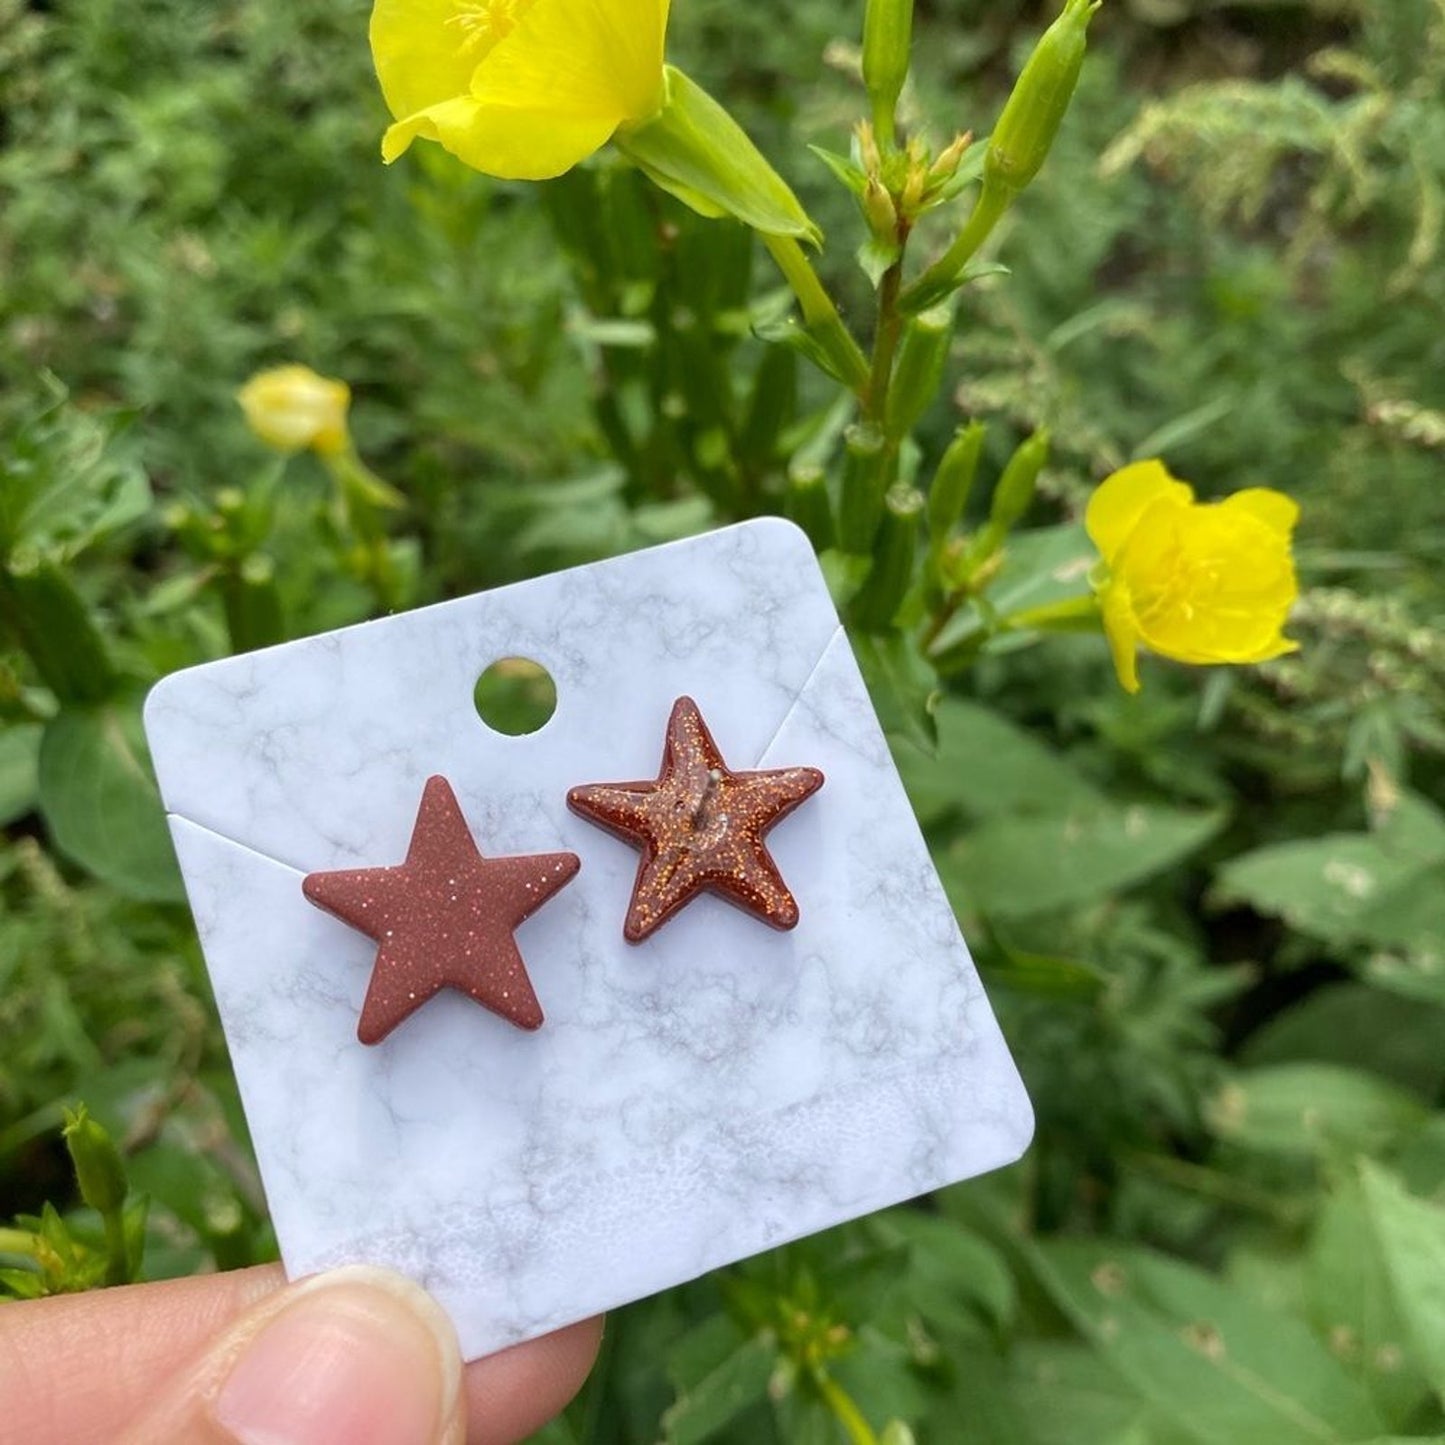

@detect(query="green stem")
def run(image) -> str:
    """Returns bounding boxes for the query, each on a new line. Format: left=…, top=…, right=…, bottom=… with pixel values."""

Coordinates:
left=924, top=591, right=1101, bottom=672
left=322, top=448, right=406, bottom=612
left=762, top=235, right=871, bottom=396
left=997, top=595, right=1102, bottom=633
left=814, top=1370, right=879, bottom=1445
left=867, top=259, right=906, bottom=424
left=870, top=100, right=896, bottom=154
left=1122, top=1150, right=1309, bottom=1227
left=857, top=214, right=916, bottom=546
left=901, top=183, right=1011, bottom=312
left=921, top=590, right=966, bottom=655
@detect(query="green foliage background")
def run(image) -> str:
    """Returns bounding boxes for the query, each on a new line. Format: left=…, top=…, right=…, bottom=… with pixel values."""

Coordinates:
left=2, top=0, right=1444, bottom=1440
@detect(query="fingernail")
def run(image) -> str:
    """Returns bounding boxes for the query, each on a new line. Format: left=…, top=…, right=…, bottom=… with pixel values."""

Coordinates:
left=213, top=1265, right=461, bottom=1445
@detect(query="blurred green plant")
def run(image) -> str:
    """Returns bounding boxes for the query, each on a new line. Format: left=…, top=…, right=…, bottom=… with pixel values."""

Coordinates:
left=2, top=0, right=1443, bottom=1440
left=0, top=1105, right=146, bottom=1297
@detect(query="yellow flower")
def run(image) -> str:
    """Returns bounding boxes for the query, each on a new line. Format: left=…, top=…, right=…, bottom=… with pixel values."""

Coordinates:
left=1086, top=459, right=1300, bottom=694
left=237, top=366, right=352, bottom=456
left=372, top=0, right=670, bottom=180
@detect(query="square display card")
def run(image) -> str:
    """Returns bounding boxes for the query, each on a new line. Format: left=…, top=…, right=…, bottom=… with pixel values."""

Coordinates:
left=144, top=518, right=1033, bottom=1359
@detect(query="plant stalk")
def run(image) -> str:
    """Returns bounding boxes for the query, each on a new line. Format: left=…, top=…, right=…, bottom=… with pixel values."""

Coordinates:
left=814, top=1370, right=879, bottom=1445
left=762, top=235, right=871, bottom=396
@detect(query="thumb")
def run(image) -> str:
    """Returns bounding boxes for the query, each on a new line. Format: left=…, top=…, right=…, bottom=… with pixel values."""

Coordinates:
left=117, top=1264, right=465, bottom=1444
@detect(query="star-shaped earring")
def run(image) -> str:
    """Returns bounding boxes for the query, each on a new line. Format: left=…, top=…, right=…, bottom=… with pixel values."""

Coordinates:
left=303, top=776, right=579, bottom=1044
left=567, top=696, right=823, bottom=943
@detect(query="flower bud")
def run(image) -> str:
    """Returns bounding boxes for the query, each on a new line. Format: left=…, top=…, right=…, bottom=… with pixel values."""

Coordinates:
left=786, top=462, right=836, bottom=553
left=62, top=1105, right=127, bottom=1217
left=887, top=304, right=952, bottom=441
left=863, top=177, right=900, bottom=243
left=237, top=365, right=351, bottom=457
left=838, top=422, right=890, bottom=555
left=927, top=421, right=986, bottom=545
left=985, top=0, right=1099, bottom=201
left=852, top=484, right=924, bottom=630
left=862, top=0, right=914, bottom=145
left=962, top=429, right=1049, bottom=575
left=927, top=131, right=974, bottom=188
left=899, top=162, right=927, bottom=218
left=855, top=119, right=883, bottom=179
left=990, top=428, right=1050, bottom=532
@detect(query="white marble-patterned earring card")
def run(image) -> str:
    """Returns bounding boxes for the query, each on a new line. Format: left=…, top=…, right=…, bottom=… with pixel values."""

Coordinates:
left=144, top=518, right=1033, bottom=1360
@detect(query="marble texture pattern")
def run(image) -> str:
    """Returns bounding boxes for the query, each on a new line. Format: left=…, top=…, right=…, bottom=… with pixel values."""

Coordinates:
left=145, top=519, right=1033, bottom=1360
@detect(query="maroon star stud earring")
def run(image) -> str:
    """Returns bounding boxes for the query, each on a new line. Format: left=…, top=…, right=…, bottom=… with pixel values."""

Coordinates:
left=567, top=696, right=824, bottom=943
left=302, top=776, right=579, bottom=1044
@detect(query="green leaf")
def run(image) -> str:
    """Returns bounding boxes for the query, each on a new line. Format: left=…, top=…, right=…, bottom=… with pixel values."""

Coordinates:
left=1207, top=1065, right=1428, bottom=1159
left=1026, top=1239, right=1386, bottom=1444
left=927, top=524, right=1096, bottom=667
left=945, top=803, right=1224, bottom=919
left=853, top=632, right=940, bottom=756
left=753, top=312, right=853, bottom=386
left=1011, top=1342, right=1179, bottom=1445
left=0, top=722, right=42, bottom=826
left=831, top=1327, right=932, bottom=1434
left=823, top=1240, right=911, bottom=1323
left=893, top=697, right=1103, bottom=826
left=771, top=1391, right=840, bottom=1445
left=0, top=561, right=119, bottom=704
left=618, top=68, right=820, bottom=242
left=1242, top=983, right=1445, bottom=1097
left=0, top=386, right=151, bottom=563
left=1358, top=1162, right=1445, bottom=1409
left=668, top=1313, right=753, bottom=1393
left=1364, top=945, right=1445, bottom=1006
left=1306, top=1179, right=1435, bottom=1426
left=870, top=1208, right=1016, bottom=1334
left=1212, top=793, right=1445, bottom=955
left=662, top=1333, right=776, bottom=1445
left=985, top=523, right=1096, bottom=615
left=807, top=144, right=867, bottom=197
left=986, top=944, right=1107, bottom=1000
left=37, top=698, right=184, bottom=903
left=0, top=1267, right=46, bottom=1300
left=858, top=237, right=902, bottom=288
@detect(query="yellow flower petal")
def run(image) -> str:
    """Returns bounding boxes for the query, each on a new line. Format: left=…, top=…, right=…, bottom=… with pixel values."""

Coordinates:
left=371, top=0, right=503, bottom=129
left=371, top=0, right=669, bottom=178
left=382, top=93, right=618, bottom=178
left=1085, top=459, right=1193, bottom=565
left=1098, top=578, right=1142, bottom=694
left=1087, top=465, right=1301, bottom=692
left=1221, top=487, right=1300, bottom=538
left=476, top=0, right=669, bottom=126
left=1115, top=498, right=1298, bottom=665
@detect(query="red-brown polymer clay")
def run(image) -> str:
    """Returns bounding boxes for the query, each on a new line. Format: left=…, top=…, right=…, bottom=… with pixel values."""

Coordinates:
left=567, top=696, right=824, bottom=943
left=302, top=775, right=579, bottom=1044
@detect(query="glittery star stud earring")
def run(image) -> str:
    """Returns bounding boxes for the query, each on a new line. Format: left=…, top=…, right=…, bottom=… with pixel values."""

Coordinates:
left=302, top=776, right=580, bottom=1044
left=567, top=696, right=824, bottom=943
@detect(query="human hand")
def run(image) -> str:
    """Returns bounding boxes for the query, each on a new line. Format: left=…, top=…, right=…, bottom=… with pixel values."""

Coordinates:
left=0, top=1262, right=600, bottom=1443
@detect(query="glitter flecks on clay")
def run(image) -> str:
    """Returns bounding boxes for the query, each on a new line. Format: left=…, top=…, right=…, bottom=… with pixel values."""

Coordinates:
left=302, top=775, right=579, bottom=1043
left=567, top=695, right=824, bottom=943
